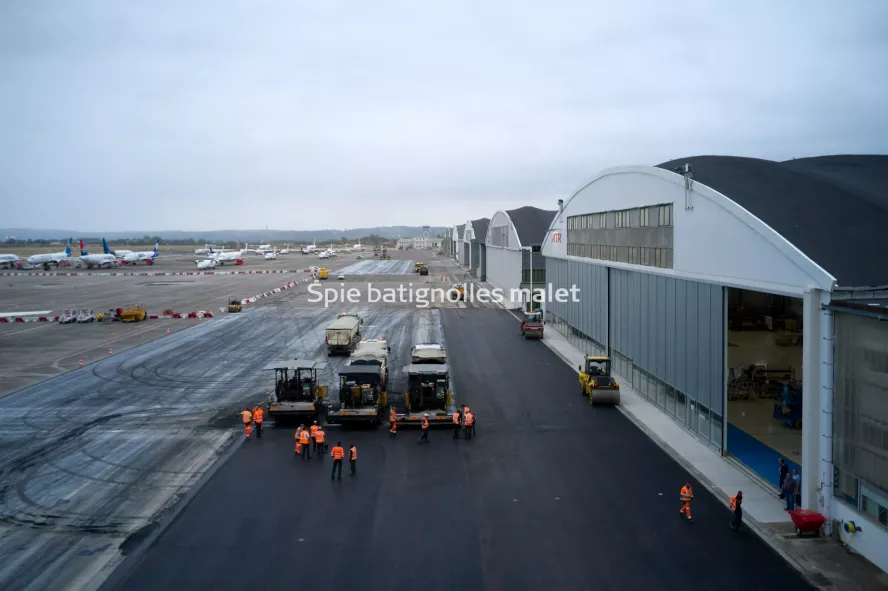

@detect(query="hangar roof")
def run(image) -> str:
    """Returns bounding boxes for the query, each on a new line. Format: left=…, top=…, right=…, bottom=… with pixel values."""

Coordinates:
left=505, top=206, right=558, bottom=247
left=657, top=155, right=888, bottom=289
left=456, top=224, right=465, bottom=240
left=470, top=218, right=489, bottom=243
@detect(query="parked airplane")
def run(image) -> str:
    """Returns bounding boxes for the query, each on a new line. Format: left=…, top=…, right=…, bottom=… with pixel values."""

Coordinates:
left=264, top=250, right=277, bottom=260
left=79, top=240, right=117, bottom=269
left=196, top=259, right=217, bottom=270
left=300, top=241, right=318, bottom=254
left=204, top=245, right=244, bottom=266
left=0, top=254, right=20, bottom=269
left=26, top=239, right=73, bottom=269
left=279, top=244, right=291, bottom=254
left=101, top=239, right=133, bottom=259
left=350, top=240, right=364, bottom=252
left=194, top=245, right=217, bottom=255
left=122, top=242, right=159, bottom=265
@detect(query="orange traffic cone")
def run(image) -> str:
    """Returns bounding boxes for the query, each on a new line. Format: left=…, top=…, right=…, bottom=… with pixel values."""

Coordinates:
left=80, top=357, right=84, bottom=367
left=109, top=348, right=113, bottom=355
left=167, top=328, right=170, bottom=334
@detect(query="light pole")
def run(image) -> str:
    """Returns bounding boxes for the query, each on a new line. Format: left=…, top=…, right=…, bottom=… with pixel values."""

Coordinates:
left=522, top=246, right=533, bottom=312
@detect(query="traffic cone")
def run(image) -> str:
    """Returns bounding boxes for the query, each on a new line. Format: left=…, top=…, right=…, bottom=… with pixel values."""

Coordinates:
left=80, top=357, right=84, bottom=367
left=109, top=348, right=113, bottom=355
left=167, top=328, right=170, bottom=334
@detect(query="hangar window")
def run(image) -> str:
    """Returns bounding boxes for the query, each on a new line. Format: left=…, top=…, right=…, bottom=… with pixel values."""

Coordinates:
left=640, top=207, right=651, bottom=227
left=593, top=213, right=604, bottom=229
left=658, top=204, right=673, bottom=226
left=615, top=211, right=629, bottom=228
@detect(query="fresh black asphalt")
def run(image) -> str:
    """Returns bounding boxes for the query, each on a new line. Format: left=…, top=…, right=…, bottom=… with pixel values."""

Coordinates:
left=108, top=308, right=812, bottom=591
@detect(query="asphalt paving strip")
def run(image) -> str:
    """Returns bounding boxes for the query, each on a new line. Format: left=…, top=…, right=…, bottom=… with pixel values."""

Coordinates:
left=101, top=306, right=813, bottom=591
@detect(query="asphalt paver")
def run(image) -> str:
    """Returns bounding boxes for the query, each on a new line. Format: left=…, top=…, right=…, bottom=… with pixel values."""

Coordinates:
left=108, top=308, right=812, bottom=591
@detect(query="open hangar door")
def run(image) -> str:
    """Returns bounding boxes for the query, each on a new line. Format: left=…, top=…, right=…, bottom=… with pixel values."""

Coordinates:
left=726, top=287, right=804, bottom=488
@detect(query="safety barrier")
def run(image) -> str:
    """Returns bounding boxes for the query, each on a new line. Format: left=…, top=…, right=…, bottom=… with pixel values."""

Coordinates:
left=0, top=269, right=314, bottom=277
left=239, top=276, right=315, bottom=305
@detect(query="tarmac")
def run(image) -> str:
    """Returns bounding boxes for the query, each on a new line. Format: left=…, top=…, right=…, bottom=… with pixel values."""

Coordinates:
left=102, top=305, right=811, bottom=591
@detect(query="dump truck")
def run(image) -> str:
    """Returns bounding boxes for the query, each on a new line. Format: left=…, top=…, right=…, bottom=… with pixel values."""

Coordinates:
left=120, top=303, right=147, bottom=322
left=578, top=356, right=620, bottom=405
left=349, top=338, right=390, bottom=389
left=325, top=313, right=363, bottom=355
left=326, top=365, right=386, bottom=424
left=265, top=360, right=329, bottom=421
left=411, top=343, right=447, bottom=364
left=520, top=311, right=544, bottom=339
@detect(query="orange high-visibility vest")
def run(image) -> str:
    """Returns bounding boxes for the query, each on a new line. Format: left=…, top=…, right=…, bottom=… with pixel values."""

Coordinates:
left=680, top=486, right=693, bottom=502
left=390, top=409, right=397, bottom=422
left=300, top=431, right=311, bottom=444
left=331, top=446, right=345, bottom=460
left=465, top=412, right=474, bottom=425
left=253, top=408, right=263, bottom=423
left=310, top=425, right=319, bottom=437
left=452, top=412, right=460, bottom=424
left=241, top=410, right=252, bottom=423
left=729, top=495, right=737, bottom=511
left=350, top=446, right=357, bottom=460
left=421, top=417, right=429, bottom=429
left=315, top=429, right=325, bottom=443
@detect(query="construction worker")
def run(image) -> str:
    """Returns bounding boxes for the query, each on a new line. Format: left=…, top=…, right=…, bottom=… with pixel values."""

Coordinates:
left=418, top=413, right=430, bottom=443
left=464, top=408, right=474, bottom=440
left=314, top=425, right=326, bottom=460
left=295, top=424, right=305, bottom=456
left=349, top=443, right=357, bottom=476
left=310, top=421, right=320, bottom=454
left=466, top=406, right=476, bottom=437
left=300, top=427, right=312, bottom=460
left=330, top=441, right=345, bottom=480
left=452, top=408, right=462, bottom=439
left=730, top=491, right=743, bottom=531
left=240, top=408, right=253, bottom=439
left=680, top=482, right=694, bottom=522
left=252, top=406, right=264, bottom=439
left=389, top=406, right=398, bottom=436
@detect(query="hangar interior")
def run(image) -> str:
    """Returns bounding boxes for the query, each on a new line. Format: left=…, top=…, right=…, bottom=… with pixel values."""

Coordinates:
left=726, top=288, right=804, bottom=483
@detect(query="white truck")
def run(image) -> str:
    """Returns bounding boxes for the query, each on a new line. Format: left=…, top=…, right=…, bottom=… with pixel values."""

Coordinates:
left=348, top=338, right=390, bottom=390
left=325, top=313, right=363, bottom=355
left=411, top=343, right=447, bottom=364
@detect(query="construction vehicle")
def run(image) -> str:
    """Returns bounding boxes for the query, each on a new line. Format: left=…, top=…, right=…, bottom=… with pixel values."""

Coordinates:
left=414, top=261, right=424, bottom=273
left=120, top=303, right=147, bottom=322
left=265, top=360, right=328, bottom=421
left=59, top=308, right=77, bottom=324
left=325, top=313, right=363, bottom=355
left=349, top=338, right=390, bottom=388
left=411, top=343, right=447, bottom=364
left=520, top=311, right=544, bottom=339
left=76, top=308, right=97, bottom=323
left=319, top=267, right=329, bottom=280
left=451, top=283, right=466, bottom=301
left=401, top=343, right=454, bottom=425
left=326, top=365, right=386, bottom=424
left=419, top=265, right=429, bottom=276
left=228, top=297, right=242, bottom=313
left=578, top=356, right=620, bottom=405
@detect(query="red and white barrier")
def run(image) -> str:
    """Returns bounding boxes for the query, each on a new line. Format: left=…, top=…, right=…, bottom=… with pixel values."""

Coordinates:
left=0, top=316, right=60, bottom=323
left=0, top=269, right=314, bottom=277
left=240, top=277, right=314, bottom=305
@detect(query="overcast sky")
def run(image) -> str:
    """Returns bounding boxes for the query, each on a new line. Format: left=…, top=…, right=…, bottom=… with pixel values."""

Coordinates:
left=1, top=1, right=887, bottom=232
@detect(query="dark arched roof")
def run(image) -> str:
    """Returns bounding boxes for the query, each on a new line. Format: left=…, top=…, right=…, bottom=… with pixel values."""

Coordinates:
left=470, top=218, right=489, bottom=243
left=505, top=206, right=558, bottom=247
left=456, top=224, right=465, bottom=240
left=657, top=155, right=888, bottom=289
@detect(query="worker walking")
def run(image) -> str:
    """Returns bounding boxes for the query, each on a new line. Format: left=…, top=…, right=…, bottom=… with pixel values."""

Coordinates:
left=240, top=408, right=253, bottom=439
left=389, top=406, right=398, bottom=436
left=310, top=421, right=320, bottom=454
left=679, top=482, right=694, bottom=522
left=730, top=491, right=743, bottom=531
left=452, top=408, right=462, bottom=439
left=252, top=406, right=264, bottom=439
left=331, top=441, right=345, bottom=480
left=418, top=413, right=430, bottom=443
left=467, top=406, right=476, bottom=437
left=314, top=425, right=326, bottom=461
left=295, top=425, right=304, bottom=456
left=464, top=408, right=474, bottom=440
left=349, top=443, right=357, bottom=476
left=300, top=427, right=312, bottom=460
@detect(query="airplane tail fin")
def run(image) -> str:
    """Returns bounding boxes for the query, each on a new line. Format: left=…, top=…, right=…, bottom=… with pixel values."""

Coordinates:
left=79, top=239, right=88, bottom=256
left=65, top=238, right=72, bottom=257
left=102, top=238, right=115, bottom=255
left=153, top=241, right=159, bottom=257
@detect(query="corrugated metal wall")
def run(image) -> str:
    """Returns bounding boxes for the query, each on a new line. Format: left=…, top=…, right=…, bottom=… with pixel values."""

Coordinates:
left=546, top=257, right=608, bottom=348
left=609, top=268, right=724, bottom=416
left=462, top=243, right=470, bottom=266
left=471, top=242, right=480, bottom=271
left=479, top=244, right=487, bottom=281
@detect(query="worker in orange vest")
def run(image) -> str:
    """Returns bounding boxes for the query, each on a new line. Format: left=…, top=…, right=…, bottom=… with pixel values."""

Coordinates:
left=464, top=409, right=474, bottom=440
left=452, top=408, right=462, bottom=439
left=679, top=482, right=694, bottom=522
left=330, top=441, right=345, bottom=480
left=240, top=408, right=253, bottom=439
left=349, top=443, right=357, bottom=476
left=418, top=413, right=430, bottom=443
left=252, top=406, right=264, bottom=439
left=300, top=427, right=312, bottom=460
left=389, top=406, right=398, bottom=436
left=465, top=406, right=476, bottom=437
left=314, top=425, right=326, bottom=460
left=310, top=421, right=320, bottom=454
left=294, top=425, right=305, bottom=455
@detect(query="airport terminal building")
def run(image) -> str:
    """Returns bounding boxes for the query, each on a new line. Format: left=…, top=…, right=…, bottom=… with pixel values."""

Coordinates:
left=536, top=155, right=888, bottom=570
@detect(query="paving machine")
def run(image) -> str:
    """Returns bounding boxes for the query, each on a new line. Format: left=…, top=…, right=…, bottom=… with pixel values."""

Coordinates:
left=120, top=303, right=147, bottom=322
left=228, top=297, right=242, bottom=313
left=265, top=360, right=329, bottom=421
left=578, top=356, right=620, bottom=405
left=326, top=366, right=386, bottom=424
left=402, top=364, right=454, bottom=425
left=520, top=311, right=544, bottom=339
